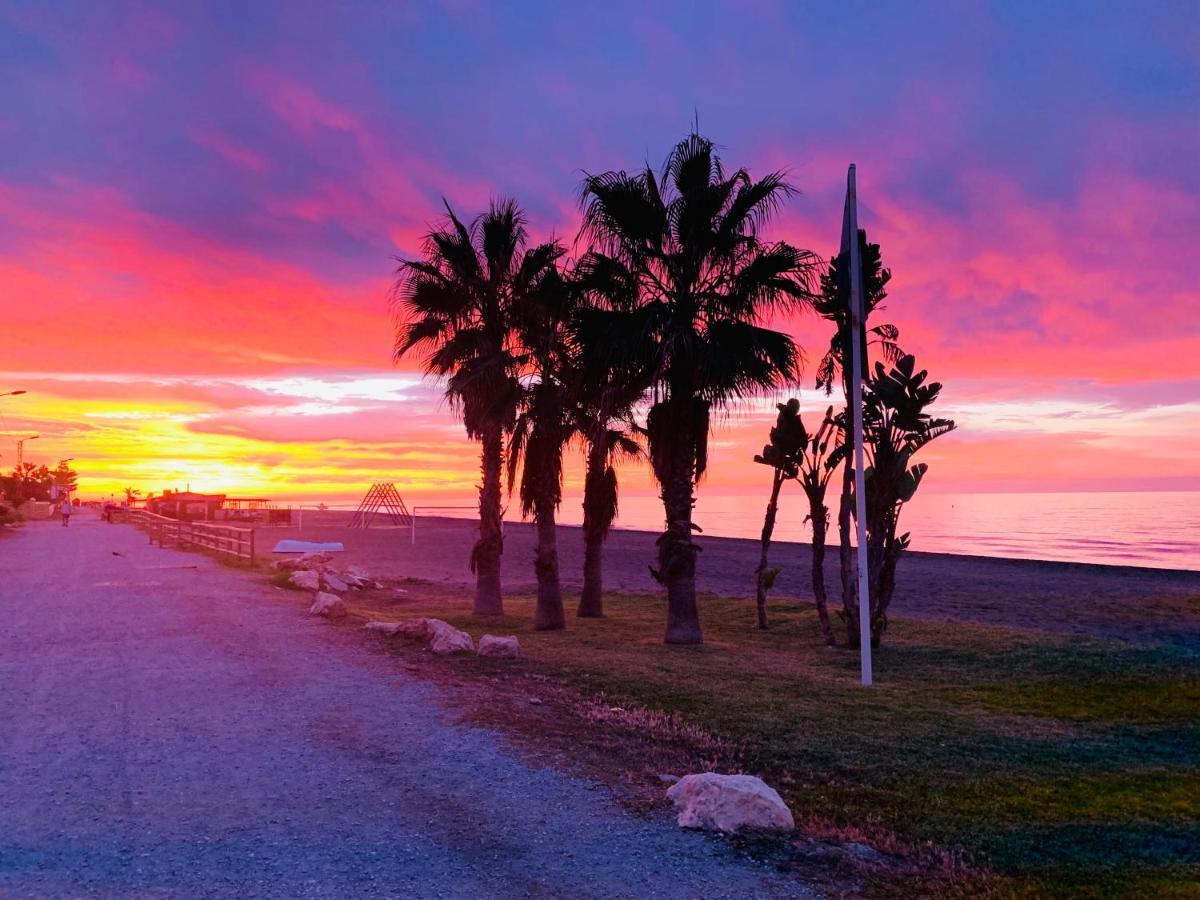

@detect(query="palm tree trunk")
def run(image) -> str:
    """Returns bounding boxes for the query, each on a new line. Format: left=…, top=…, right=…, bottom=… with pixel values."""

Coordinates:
left=808, top=494, right=836, bottom=647
left=473, top=426, right=504, bottom=616
left=578, top=437, right=608, bottom=618
left=872, top=515, right=901, bottom=647
left=533, top=496, right=565, bottom=630
left=661, top=437, right=701, bottom=645
left=838, top=457, right=859, bottom=648
left=754, top=470, right=784, bottom=630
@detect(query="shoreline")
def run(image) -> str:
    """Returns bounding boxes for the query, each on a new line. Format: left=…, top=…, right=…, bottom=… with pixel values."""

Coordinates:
left=254, top=513, right=1200, bottom=648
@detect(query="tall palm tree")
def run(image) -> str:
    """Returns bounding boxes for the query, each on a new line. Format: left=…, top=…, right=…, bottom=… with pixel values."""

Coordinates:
left=394, top=199, right=562, bottom=616
left=813, top=232, right=901, bottom=644
left=507, top=267, right=574, bottom=630
left=575, top=405, right=643, bottom=619
left=570, top=298, right=648, bottom=619
left=578, top=133, right=818, bottom=644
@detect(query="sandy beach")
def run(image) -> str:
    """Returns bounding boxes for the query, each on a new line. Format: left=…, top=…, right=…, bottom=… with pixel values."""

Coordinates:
left=256, top=512, right=1200, bottom=648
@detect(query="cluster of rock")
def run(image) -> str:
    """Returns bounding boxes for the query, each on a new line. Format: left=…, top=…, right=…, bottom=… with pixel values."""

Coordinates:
left=665, top=773, right=794, bottom=833
left=364, top=617, right=521, bottom=659
left=274, top=552, right=383, bottom=594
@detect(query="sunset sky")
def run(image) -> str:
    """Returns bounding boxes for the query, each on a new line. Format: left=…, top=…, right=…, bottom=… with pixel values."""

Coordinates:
left=2, top=1, right=1198, bottom=507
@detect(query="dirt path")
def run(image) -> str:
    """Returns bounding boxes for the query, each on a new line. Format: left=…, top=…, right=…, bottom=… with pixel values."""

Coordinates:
left=0, top=514, right=810, bottom=898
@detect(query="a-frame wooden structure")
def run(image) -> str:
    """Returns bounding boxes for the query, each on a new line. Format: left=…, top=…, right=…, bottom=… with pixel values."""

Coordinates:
left=349, top=482, right=413, bottom=528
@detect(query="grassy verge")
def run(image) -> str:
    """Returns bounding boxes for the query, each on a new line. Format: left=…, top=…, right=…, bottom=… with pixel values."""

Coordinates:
left=343, top=585, right=1198, bottom=897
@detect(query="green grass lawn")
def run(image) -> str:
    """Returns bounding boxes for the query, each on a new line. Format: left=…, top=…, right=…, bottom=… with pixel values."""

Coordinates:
left=349, top=587, right=1199, bottom=896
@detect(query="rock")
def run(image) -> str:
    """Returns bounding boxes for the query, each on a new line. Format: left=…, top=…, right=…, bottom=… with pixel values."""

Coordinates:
left=321, top=572, right=349, bottom=593
left=666, top=773, right=794, bottom=833
left=308, top=591, right=346, bottom=619
left=477, top=634, right=521, bottom=658
left=426, top=620, right=474, bottom=655
left=658, top=773, right=680, bottom=785
left=364, top=621, right=403, bottom=636
left=389, top=618, right=474, bottom=654
left=274, top=551, right=334, bottom=573
left=842, top=842, right=888, bottom=864
left=340, top=565, right=371, bottom=589
left=289, top=569, right=321, bottom=591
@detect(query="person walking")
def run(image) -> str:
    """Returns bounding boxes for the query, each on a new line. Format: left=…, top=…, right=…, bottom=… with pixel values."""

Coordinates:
left=59, top=495, right=73, bottom=528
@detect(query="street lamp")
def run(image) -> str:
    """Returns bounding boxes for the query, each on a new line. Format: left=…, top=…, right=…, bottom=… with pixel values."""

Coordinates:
left=16, top=435, right=39, bottom=468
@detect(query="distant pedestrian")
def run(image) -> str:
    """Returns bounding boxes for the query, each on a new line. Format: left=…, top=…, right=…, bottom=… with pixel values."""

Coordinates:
left=59, top=496, right=72, bottom=528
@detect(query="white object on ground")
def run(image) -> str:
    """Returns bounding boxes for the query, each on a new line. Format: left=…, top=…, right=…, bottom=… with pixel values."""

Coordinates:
left=477, top=634, right=521, bottom=658
left=321, top=572, right=349, bottom=593
left=666, top=773, right=794, bottom=833
left=272, top=540, right=344, bottom=554
left=289, top=570, right=321, bottom=591
left=308, top=591, right=346, bottom=619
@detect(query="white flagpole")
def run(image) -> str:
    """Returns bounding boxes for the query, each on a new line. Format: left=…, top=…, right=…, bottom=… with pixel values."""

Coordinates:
left=844, top=164, right=873, bottom=686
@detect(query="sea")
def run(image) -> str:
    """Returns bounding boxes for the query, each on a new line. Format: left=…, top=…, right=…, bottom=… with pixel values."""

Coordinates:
left=397, top=490, right=1200, bottom=572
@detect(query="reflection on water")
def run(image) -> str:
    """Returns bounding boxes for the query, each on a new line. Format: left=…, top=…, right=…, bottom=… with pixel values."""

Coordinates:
left=562, top=491, right=1200, bottom=572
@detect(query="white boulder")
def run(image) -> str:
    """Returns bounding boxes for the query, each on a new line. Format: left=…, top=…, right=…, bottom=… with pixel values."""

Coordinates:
left=308, top=591, right=346, bottom=619
left=477, top=634, right=521, bottom=658
left=321, top=572, right=349, bottom=593
left=427, top=620, right=474, bottom=655
left=289, top=569, right=321, bottom=591
left=666, top=773, right=794, bottom=833
left=389, top=617, right=474, bottom=654
left=343, top=565, right=372, bottom=588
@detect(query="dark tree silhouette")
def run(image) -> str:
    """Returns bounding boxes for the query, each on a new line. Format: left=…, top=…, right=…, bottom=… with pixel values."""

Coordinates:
left=393, top=199, right=562, bottom=616
left=578, top=133, right=818, bottom=644
left=859, top=354, right=955, bottom=645
left=570, top=294, right=648, bottom=619
left=813, top=231, right=902, bottom=647
left=795, top=405, right=841, bottom=646
left=507, top=267, right=576, bottom=631
left=752, top=400, right=840, bottom=642
left=752, top=399, right=806, bottom=630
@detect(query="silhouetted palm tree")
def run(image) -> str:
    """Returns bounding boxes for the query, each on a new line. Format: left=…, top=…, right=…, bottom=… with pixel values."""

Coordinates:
left=570, top=297, right=648, bottom=619
left=578, top=133, right=818, bottom=643
left=575, top=403, right=643, bottom=618
left=507, top=267, right=575, bottom=630
left=752, top=399, right=807, bottom=630
left=394, top=199, right=562, bottom=616
left=814, top=231, right=902, bottom=645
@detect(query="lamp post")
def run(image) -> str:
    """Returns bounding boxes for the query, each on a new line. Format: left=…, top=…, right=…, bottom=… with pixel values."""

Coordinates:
left=16, top=435, right=39, bottom=468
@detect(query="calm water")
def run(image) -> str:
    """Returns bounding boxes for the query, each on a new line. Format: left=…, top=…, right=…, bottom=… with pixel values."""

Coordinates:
left=583, top=490, right=1200, bottom=571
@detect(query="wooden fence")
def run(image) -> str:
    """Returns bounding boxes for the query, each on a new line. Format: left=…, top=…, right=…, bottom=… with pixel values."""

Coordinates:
left=123, top=509, right=255, bottom=565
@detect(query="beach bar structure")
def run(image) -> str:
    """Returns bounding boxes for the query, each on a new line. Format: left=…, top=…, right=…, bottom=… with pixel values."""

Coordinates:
left=146, top=490, right=290, bottom=524
left=146, top=490, right=226, bottom=521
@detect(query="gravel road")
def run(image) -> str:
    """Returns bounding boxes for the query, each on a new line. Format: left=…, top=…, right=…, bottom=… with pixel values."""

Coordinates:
left=0, top=514, right=811, bottom=898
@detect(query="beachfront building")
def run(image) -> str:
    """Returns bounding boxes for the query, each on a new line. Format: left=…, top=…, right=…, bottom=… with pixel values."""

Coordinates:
left=145, top=490, right=291, bottom=524
left=220, top=497, right=291, bottom=525
left=146, top=490, right=226, bottom=521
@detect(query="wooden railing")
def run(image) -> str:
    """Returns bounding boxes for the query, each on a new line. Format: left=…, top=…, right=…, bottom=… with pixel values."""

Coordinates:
left=124, top=509, right=255, bottom=565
